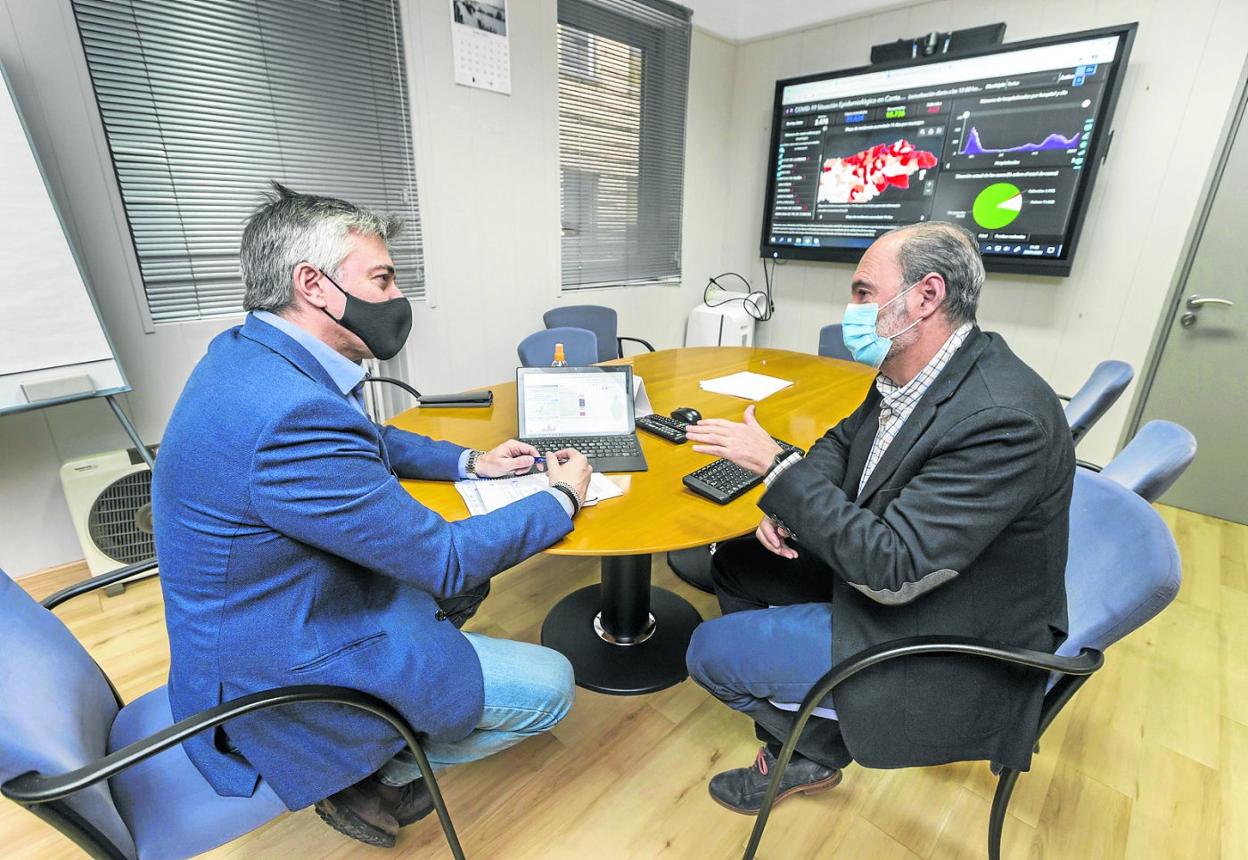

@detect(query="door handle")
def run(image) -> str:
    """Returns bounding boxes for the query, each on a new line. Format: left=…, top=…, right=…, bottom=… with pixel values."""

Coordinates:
left=1186, top=294, right=1234, bottom=310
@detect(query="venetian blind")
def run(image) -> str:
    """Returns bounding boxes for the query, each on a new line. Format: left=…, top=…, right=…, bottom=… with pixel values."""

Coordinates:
left=71, top=0, right=425, bottom=323
left=557, top=0, right=691, bottom=290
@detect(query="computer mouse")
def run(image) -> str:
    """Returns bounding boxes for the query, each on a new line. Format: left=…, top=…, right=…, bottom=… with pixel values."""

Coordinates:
left=671, top=407, right=702, bottom=424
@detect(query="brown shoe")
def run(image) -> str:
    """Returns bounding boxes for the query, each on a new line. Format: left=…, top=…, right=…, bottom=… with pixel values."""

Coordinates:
left=314, top=778, right=400, bottom=847
left=375, top=776, right=436, bottom=827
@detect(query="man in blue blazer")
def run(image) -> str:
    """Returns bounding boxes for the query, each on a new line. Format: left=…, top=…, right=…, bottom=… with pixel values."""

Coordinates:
left=152, top=184, right=592, bottom=847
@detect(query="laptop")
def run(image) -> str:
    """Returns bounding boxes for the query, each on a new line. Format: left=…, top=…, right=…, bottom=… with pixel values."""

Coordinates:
left=516, top=365, right=648, bottom=473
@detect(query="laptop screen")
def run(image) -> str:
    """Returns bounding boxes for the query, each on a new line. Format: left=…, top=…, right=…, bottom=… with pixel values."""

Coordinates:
left=516, top=366, right=635, bottom=438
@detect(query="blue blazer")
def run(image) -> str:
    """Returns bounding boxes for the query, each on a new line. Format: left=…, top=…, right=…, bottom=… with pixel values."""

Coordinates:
left=152, top=315, right=572, bottom=810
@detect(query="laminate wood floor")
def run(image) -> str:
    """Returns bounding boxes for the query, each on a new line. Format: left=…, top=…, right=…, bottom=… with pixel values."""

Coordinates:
left=4, top=504, right=1243, bottom=859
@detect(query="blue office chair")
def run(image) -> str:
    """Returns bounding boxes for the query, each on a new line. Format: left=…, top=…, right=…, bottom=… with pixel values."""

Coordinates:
left=0, top=561, right=465, bottom=860
left=817, top=324, right=853, bottom=361
left=543, top=305, right=655, bottom=363
left=1093, top=420, right=1198, bottom=504
left=518, top=326, right=599, bottom=367
left=751, top=469, right=1181, bottom=860
left=1062, top=360, right=1134, bottom=445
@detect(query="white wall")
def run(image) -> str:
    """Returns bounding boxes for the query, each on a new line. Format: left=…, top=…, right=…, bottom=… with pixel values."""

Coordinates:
left=719, top=0, right=1248, bottom=466
left=681, top=0, right=916, bottom=42
left=0, top=0, right=736, bottom=577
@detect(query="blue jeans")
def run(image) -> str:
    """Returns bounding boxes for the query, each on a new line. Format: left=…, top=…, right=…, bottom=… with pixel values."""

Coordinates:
left=376, top=633, right=575, bottom=786
left=685, top=536, right=852, bottom=770
left=687, top=602, right=835, bottom=713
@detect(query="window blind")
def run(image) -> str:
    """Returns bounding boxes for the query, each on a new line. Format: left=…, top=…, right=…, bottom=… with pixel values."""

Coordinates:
left=557, top=0, right=691, bottom=290
left=70, top=0, right=425, bottom=323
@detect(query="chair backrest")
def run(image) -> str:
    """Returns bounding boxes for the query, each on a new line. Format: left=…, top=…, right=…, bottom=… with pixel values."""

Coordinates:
left=544, top=305, right=619, bottom=362
left=1099, top=420, right=1198, bottom=504
left=0, top=570, right=137, bottom=859
left=1057, top=470, right=1181, bottom=660
left=817, top=324, right=853, bottom=361
left=1064, top=360, right=1134, bottom=445
left=518, top=326, right=599, bottom=367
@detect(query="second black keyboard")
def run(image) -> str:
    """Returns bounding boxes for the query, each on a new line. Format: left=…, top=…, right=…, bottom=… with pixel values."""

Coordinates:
left=635, top=413, right=688, bottom=443
left=682, top=438, right=803, bottom=504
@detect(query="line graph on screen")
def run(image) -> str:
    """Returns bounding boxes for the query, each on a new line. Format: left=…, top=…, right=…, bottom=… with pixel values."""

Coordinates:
left=960, top=125, right=1082, bottom=155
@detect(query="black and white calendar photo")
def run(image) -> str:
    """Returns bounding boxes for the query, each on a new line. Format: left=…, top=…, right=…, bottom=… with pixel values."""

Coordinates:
left=451, top=0, right=511, bottom=94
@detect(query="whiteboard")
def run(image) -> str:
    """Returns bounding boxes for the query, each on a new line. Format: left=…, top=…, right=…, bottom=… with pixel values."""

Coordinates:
left=0, top=62, right=126, bottom=415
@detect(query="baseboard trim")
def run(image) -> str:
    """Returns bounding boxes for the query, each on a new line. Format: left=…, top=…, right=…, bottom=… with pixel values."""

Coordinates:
left=17, top=558, right=91, bottom=602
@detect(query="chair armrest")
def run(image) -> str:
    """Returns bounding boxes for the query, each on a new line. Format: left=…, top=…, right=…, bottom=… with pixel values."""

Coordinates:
left=617, top=336, right=656, bottom=355
left=1076, top=459, right=1103, bottom=473
left=800, top=636, right=1101, bottom=716
left=42, top=559, right=159, bottom=611
left=2, top=685, right=423, bottom=805
left=742, top=635, right=1102, bottom=859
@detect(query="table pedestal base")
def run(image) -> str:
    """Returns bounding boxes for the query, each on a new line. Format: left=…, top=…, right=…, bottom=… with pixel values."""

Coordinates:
left=541, top=554, right=703, bottom=695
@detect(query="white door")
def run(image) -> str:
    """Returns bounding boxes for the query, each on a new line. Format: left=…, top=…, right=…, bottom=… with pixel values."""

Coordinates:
left=1132, top=86, right=1247, bottom=524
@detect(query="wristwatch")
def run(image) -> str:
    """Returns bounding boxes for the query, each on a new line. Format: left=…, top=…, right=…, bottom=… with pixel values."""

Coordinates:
left=767, top=448, right=790, bottom=476
left=465, top=449, right=485, bottom=477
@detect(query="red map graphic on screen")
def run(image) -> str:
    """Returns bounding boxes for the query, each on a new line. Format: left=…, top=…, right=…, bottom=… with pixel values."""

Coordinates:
left=818, top=139, right=938, bottom=204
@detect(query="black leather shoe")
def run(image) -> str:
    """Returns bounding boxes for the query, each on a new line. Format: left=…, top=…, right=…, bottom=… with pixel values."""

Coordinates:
left=708, top=747, right=842, bottom=815
left=314, top=779, right=400, bottom=847
left=376, top=776, right=436, bottom=827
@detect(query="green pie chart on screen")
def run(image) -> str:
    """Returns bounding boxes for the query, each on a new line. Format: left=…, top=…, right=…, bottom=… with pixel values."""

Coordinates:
left=973, top=182, right=1023, bottom=230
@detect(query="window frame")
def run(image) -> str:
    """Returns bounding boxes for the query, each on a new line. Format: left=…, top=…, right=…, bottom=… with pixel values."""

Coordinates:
left=556, top=0, right=690, bottom=292
left=68, top=0, right=428, bottom=327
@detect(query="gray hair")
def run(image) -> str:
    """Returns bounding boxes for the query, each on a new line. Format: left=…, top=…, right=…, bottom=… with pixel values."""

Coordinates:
left=240, top=182, right=403, bottom=312
left=888, top=221, right=984, bottom=325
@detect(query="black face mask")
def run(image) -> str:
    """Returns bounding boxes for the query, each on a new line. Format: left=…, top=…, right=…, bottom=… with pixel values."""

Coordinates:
left=319, top=271, right=412, bottom=360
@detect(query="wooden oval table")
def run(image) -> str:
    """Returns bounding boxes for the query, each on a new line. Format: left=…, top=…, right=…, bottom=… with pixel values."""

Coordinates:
left=388, top=347, right=874, bottom=695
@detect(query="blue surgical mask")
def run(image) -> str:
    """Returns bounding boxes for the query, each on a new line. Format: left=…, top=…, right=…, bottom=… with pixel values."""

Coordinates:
left=840, top=281, right=923, bottom=369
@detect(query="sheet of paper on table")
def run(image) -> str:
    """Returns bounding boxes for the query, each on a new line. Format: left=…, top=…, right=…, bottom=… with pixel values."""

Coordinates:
left=698, top=371, right=794, bottom=401
left=455, top=472, right=624, bottom=516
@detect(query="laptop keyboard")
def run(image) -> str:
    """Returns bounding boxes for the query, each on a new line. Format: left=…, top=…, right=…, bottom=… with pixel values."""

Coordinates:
left=521, top=435, right=642, bottom=458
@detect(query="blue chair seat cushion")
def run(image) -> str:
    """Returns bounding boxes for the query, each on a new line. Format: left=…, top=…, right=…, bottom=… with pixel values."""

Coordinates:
left=0, top=571, right=137, bottom=859
left=107, top=688, right=286, bottom=860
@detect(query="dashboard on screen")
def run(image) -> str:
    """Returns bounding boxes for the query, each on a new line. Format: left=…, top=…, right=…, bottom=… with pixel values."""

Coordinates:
left=759, top=24, right=1136, bottom=276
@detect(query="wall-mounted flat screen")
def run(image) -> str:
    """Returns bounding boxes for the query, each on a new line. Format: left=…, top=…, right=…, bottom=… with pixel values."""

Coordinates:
left=759, top=24, right=1136, bottom=276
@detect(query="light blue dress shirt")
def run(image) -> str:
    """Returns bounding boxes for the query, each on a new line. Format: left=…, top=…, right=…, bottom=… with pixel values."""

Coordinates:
left=253, top=310, right=366, bottom=410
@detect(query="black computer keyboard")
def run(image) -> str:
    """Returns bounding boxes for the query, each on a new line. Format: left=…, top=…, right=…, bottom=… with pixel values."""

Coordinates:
left=635, top=413, right=688, bottom=443
left=521, top=435, right=642, bottom=458
left=682, top=438, right=803, bottom=504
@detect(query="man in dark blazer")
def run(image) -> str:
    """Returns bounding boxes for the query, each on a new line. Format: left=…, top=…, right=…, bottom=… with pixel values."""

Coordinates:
left=153, top=184, right=592, bottom=847
left=684, top=222, right=1074, bottom=814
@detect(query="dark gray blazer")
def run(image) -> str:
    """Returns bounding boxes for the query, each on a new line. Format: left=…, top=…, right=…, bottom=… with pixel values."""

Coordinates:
left=760, top=327, right=1074, bottom=772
